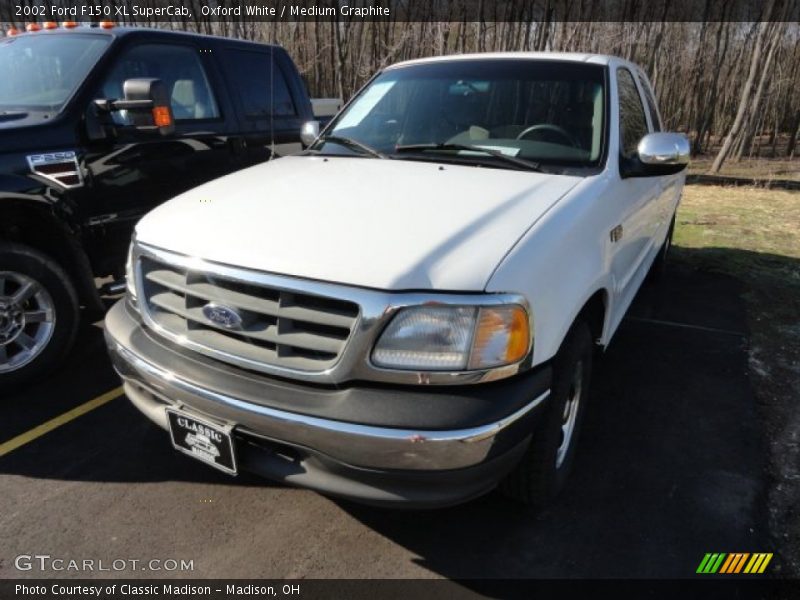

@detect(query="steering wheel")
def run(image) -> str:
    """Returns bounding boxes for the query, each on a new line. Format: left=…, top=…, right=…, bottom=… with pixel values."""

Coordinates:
left=516, top=123, right=579, bottom=148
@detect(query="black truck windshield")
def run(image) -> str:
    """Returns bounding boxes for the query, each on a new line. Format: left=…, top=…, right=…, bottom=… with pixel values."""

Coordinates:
left=0, top=34, right=110, bottom=113
left=320, top=59, right=607, bottom=169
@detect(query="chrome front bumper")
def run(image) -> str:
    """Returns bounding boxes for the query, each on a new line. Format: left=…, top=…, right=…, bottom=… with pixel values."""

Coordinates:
left=110, top=343, right=548, bottom=472
left=105, top=299, right=549, bottom=479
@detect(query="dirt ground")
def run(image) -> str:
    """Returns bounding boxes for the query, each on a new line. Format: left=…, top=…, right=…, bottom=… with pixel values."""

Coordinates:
left=673, top=184, right=800, bottom=576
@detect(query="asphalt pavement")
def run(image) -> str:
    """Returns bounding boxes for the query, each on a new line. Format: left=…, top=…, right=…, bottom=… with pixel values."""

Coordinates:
left=0, top=265, right=770, bottom=580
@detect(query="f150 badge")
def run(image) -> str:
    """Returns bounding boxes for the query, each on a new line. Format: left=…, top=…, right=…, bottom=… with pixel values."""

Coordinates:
left=26, top=151, right=84, bottom=189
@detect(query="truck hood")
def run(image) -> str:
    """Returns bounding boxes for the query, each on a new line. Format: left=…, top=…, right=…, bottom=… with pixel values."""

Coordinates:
left=0, top=110, right=53, bottom=130
left=135, top=156, right=580, bottom=291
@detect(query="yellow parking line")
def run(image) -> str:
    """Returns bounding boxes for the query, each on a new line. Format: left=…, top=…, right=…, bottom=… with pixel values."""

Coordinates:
left=0, top=387, right=124, bottom=458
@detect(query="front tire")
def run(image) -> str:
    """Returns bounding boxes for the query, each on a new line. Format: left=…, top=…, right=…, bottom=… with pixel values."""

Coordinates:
left=500, top=320, right=593, bottom=507
left=0, top=242, right=79, bottom=391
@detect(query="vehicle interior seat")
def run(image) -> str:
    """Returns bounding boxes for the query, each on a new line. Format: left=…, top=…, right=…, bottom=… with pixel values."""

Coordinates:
left=590, top=84, right=603, bottom=158
left=563, top=99, right=595, bottom=150
left=171, top=79, right=210, bottom=120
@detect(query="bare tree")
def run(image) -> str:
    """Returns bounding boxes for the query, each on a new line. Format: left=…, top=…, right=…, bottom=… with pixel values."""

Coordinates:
left=709, top=0, right=776, bottom=173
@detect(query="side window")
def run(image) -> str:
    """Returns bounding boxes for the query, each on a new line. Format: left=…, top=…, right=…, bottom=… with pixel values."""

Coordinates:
left=637, top=72, right=662, bottom=132
left=616, top=68, right=649, bottom=158
left=223, top=49, right=296, bottom=118
left=99, top=43, right=219, bottom=122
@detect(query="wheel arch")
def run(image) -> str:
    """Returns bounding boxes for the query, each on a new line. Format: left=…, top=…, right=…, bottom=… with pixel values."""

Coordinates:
left=0, top=198, right=103, bottom=311
left=575, top=288, right=610, bottom=350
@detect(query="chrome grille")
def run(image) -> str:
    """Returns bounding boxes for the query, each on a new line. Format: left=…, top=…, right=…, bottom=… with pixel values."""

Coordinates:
left=139, top=255, right=359, bottom=372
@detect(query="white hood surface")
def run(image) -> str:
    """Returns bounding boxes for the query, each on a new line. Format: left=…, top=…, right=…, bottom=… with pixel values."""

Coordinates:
left=135, top=156, right=580, bottom=291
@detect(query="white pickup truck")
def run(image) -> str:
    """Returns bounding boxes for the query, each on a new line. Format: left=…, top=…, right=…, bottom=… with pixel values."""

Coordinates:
left=105, top=53, right=689, bottom=508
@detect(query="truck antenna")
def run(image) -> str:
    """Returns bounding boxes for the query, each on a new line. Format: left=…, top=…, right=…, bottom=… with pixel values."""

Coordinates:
left=270, top=40, right=275, bottom=160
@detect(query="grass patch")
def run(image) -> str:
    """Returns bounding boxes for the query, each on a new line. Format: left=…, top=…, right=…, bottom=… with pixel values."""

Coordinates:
left=673, top=185, right=800, bottom=576
left=675, top=186, right=800, bottom=260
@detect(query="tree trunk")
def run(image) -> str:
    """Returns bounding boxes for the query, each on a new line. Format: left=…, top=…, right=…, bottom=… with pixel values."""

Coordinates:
left=787, top=110, right=800, bottom=158
left=734, top=21, right=783, bottom=161
left=709, top=0, right=775, bottom=173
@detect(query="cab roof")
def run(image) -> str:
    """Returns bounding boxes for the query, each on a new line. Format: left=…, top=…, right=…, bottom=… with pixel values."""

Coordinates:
left=390, top=52, right=617, bottom=69
left=8, top=25, right=280, bottom=49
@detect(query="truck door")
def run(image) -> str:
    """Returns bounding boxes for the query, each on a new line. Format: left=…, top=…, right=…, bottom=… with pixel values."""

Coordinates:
left=79, top=41, right=236, bottom=275
left=607, top=66, right=663, bottom=332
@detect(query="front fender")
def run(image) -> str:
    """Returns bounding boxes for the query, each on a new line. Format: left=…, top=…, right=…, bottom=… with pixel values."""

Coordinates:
left=0, top=174, right=53, bottom=199
left=0, top=194, right=102, bottom=311
left=486, top=175, right=615, bottom=365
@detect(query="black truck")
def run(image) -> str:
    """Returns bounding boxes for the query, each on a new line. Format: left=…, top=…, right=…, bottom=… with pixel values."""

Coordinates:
left=0, top=25, right=317, bottom=388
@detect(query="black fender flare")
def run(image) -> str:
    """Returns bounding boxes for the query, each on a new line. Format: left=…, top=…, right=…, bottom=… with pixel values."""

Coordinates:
left=0, top=194, right=103, bottom=312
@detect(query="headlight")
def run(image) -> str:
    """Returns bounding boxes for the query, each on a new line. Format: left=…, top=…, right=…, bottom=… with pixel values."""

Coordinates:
left=372, top=304, right=530, bottom=371
left=125, top=241, right=136, bottom=300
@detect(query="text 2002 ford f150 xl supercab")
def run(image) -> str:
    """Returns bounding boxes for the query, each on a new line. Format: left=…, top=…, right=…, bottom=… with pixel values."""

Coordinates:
left=105, top=53, right=689, bottom=507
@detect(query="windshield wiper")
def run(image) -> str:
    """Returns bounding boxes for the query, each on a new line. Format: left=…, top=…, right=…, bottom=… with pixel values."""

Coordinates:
left=395, top=143, right=542, bottom=172
left=316, top=135, right=388, bottom=159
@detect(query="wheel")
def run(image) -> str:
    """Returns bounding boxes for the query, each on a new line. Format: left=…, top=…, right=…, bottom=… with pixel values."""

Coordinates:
left=649, top=214, right=676, bottom=282
left=500, top=320, right=593, bottom=507
left=0, top=242, right=79, bottom=391
left=516, top=123, right=580, bottom=147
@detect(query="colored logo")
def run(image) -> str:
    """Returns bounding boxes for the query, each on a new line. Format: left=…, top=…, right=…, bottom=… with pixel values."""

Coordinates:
left=697, top=553, right=773, bottom=574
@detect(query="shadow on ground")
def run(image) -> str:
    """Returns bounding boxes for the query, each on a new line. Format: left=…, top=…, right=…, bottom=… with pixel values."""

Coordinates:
left=334, top=262, right=768, bottom=578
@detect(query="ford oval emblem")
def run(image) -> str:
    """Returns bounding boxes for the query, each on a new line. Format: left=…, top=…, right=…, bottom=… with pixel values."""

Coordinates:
left=202, top=303, right=243, bottom=330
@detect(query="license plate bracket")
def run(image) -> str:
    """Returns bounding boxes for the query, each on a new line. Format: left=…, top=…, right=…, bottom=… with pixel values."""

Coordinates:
left=166, top=408, right=237, bottom=475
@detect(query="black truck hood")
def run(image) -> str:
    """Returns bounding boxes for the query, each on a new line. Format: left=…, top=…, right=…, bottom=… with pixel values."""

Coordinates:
left=0, top=112, right=75, bottom=155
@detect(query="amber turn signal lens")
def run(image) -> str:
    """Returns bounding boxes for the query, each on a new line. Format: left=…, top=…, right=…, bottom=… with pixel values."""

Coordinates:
left=468, top=306, right=530, bottom=369
left=43, top=22, right=58, bottom=30
left=505, top=307, right=530, bottom=362
left=61, top=21, right=78, bottom=28
left=99, top=21, right=115, bottom=29
left=26, top=23, right=41, bottom=32
left=152, top=106, right=173, bottom=127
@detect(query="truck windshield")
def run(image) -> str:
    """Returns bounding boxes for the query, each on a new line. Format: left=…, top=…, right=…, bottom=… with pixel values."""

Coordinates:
left=0, top=34, right=110, bottom=113
left=321, top=59, right=607, bottom=169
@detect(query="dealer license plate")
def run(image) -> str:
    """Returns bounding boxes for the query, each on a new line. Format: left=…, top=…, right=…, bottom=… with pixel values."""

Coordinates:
left=166, top=408, right=237, bottom=475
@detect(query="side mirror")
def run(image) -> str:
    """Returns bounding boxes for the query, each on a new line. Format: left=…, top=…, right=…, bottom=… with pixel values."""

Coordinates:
left=92, top=78, right=175, bottom=136
left=300, top=120, right=320, bottom=147
left=637, top=132, right=690, bottom=169
left=122, top=78, right=174, bottom=135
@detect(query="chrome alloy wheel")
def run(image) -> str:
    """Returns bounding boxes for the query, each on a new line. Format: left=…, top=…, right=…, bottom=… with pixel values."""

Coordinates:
left=0, top=271, right=56, bottom=373
left=555, top=359, right=583, bottom=469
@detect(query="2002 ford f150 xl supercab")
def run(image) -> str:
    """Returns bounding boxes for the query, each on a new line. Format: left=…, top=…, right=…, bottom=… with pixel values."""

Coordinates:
left=105, top=53, right=689, bottom=507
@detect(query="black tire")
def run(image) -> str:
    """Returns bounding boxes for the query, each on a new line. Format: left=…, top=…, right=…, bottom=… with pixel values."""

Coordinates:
left=500, top=320, right=593, bottom=507
left=0, top=242, right=79, bottom=392
left=648, top=214, right=675, bottom=282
